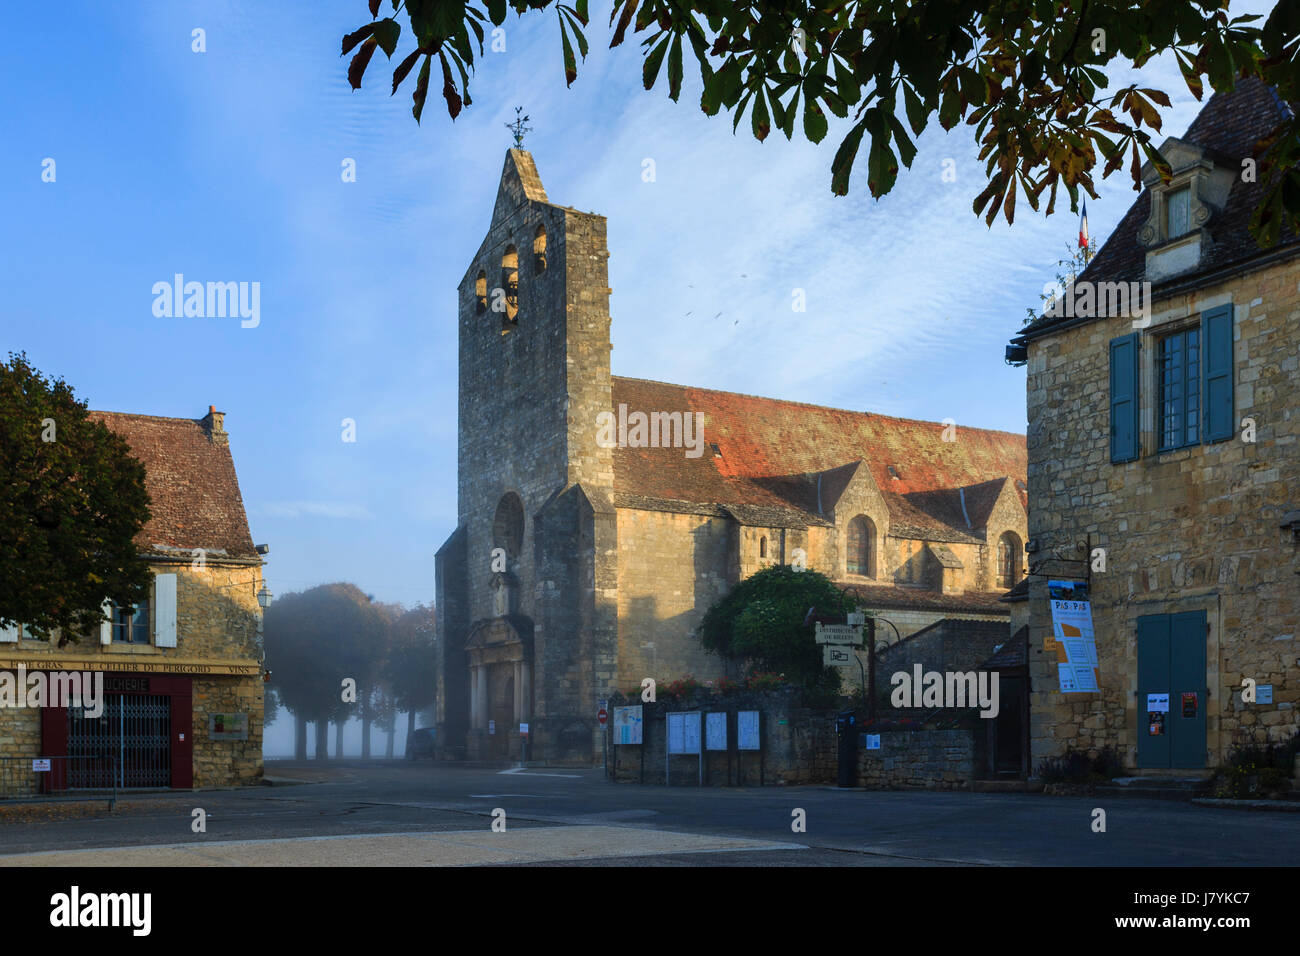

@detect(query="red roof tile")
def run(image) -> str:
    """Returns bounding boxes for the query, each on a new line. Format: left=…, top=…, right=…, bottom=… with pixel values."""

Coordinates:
left=88, top=410, right=258, bottom=559
left=610, top=377, right=1026, bottom=538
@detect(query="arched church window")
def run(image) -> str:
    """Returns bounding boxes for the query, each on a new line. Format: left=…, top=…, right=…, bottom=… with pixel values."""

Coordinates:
left=533, top=225, right=547, bottom=273
left=501, top=245, right=519, bottom=323
left=759, top=536, right=767, bottom=559
left=847, top=515, right=876, bottom=578
left=997, top=531, right=1021, bottom=589
left=475, top=270, right=487, bottom=315
left=493, top=492, right=524, bottom=560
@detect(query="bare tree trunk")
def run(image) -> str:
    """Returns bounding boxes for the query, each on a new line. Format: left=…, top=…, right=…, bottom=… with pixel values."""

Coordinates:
left=294, top=713, right=307, bottom=760
left=314, top=719, right=328, bottom=760
left=362, top=714, right=371, bottom=759
left=385, top=726, right=395, bottom=758
left=335, top=721, right=345, bottom=759
left=407, top=709, right=416, bottom=737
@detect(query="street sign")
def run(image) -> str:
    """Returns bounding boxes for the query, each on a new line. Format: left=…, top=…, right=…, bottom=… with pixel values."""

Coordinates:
left=597, top=708, right=608, bottom=725
left=519, top=722, right=529, bottom=735
left=823, top=645, right=855, bottom=667
left=815, top=623, right=862, bottom=645
left=32, top=759, right=50, bottom=772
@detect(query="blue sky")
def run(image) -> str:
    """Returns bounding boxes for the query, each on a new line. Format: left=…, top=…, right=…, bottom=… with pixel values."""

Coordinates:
left=2, top=0, right=1277, bottom=616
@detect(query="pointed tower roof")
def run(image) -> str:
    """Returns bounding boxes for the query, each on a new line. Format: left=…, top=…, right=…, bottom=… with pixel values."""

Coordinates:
left=491, top=148, right=549, bottom=225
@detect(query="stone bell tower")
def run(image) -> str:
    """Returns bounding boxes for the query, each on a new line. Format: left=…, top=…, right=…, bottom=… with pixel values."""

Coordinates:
left=435, top=149, right=619, bottom=764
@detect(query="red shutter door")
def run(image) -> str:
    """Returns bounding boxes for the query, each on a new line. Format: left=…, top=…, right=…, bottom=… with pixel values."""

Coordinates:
left=171, top=688, right=193, bottom=788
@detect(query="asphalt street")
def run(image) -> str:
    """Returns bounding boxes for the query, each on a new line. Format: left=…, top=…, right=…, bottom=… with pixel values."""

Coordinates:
left=0, top=759, right=1296, bottom=866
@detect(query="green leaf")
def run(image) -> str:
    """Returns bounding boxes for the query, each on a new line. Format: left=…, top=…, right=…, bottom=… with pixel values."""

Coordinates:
left=902, top=82, right=927, bottom=135
left=831, top=120, right=867, bottom=195
left=751, top=87, right=771, bottom=141
left=867, top=138, right=898, bottom=197
left=667, top=33, right=684, bottom=101
left=887, top=112, right=917, bottom=167
left=643, top=35, right=669, bottom=90
left=560, top=18, right=578, bottom=86
left=412, top=55, right=432, bottom=123
left=487, top=0, right=508, bottom=26
left=373, top=18, right=400, bottom=58
left=803, top=97, right=828, bottom=143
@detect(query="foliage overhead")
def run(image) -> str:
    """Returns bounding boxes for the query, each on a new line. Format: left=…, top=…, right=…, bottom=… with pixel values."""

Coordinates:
left=0, top=352, right=152, bottom=644
left=343, top=1, right=1300, bottom=245
left=699, top=564, right=856, bottom=699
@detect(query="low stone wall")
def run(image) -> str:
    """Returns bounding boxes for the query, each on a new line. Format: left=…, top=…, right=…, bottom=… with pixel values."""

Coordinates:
left=608, top=687, right=974, bottom=789
left=859, top=730, right=973, bottom=790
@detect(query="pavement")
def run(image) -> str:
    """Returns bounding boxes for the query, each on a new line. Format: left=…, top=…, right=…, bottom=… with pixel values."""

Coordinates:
left=0, top=759, right=1297, bottom=866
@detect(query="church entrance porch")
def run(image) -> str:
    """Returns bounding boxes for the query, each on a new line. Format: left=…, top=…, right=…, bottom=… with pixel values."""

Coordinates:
left=465, top=616, right=533, bottom=762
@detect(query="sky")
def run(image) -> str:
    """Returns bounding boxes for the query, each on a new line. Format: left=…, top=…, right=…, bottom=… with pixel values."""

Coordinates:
left=2, top=0, right=1277, bottom=627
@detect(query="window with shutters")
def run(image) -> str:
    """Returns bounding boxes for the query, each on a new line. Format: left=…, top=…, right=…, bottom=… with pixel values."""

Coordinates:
left=1109, top=333, right=1140, bottom=463
left=1165, top=186, right=1191, bottom=239
left=111, top=601, right=150, bottom=644
left=1158, top=327, right=1200, bottom=450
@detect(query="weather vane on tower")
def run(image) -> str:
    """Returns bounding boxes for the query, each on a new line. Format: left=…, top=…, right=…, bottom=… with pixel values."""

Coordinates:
left=505, top=106, right=532, bottom=148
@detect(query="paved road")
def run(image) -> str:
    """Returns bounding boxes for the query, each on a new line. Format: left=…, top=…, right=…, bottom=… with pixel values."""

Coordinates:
left=0, top=760, right=1296, bottom=866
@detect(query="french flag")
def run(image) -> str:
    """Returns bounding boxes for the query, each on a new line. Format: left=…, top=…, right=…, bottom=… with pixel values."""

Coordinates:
left=1078, top=200, right=1091, bottom=251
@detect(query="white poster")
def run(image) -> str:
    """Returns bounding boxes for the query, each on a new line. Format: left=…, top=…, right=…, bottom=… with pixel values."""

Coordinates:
left=1049, top=580, right=1100, bottom=693
left=613, top=705, right=643, bottom=745
left=737, top=710, right=760, bottom=751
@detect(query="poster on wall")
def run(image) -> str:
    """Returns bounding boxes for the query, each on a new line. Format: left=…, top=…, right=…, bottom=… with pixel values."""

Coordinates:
left=209, top=713, right=249, bottom=740
left=613, top=705, right=643, bottom=745
left=1048, top=580, right=1101, bottom=693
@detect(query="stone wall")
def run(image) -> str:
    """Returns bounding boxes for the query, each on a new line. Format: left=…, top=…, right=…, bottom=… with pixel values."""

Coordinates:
left=609, top=690, right=975, bottom=789
left=1024, top=258, right=1300, bottom=770
left=858, top=730, right=973, bottom=790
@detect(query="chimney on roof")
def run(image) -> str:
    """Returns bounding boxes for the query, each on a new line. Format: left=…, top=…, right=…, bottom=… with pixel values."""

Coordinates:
left=201, top=405, right=228, bottom=446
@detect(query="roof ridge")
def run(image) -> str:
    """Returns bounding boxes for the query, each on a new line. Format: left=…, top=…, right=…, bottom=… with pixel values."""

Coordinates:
left=89, top=410, right=203, bottom=424
left=611, top=375, right=1026, bottom=439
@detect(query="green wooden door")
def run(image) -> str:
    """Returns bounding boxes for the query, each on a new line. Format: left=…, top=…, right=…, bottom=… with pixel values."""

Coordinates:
left=1136, top=611, right=1206, bottom=769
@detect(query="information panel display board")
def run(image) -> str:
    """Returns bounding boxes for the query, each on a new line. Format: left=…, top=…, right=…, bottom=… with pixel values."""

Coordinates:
left=737, top=710, right=761, bottom=751
left=613, top=705, right=643, bottom=745
left=667, top=711, right=701, bottom=755
left=705, top=712, right=727, bottom=751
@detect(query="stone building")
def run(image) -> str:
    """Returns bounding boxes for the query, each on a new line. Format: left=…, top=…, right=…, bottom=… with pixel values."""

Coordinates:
left=436, top=150, right=1027, bottom=764
left=0, top=407, right=267, bottom=789
left=1009, top=78, right=1300, bottom=773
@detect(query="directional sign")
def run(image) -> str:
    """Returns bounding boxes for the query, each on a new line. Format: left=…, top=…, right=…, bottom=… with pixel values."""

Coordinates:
left=815, top=623, right=862, bottom=645
left=597, top=708, right=608, bottom=725
left=823, top=645, right=855, bottom=667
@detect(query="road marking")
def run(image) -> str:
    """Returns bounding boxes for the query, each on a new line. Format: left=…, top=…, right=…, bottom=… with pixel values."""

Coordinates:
left=498, top=767, right=582, bottom=778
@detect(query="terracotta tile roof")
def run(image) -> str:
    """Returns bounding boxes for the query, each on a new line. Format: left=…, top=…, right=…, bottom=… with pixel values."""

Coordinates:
left=1021, top=78, right=1299, bottom=339
left=88, top=410, right=258, bottom=559
left=834, top=582, right=1011, bottom=615
left=610, top=377, right=1026, bottom=538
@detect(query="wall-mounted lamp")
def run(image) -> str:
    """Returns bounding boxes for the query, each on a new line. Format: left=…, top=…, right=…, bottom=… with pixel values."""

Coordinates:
left=257, top=586, right=272, bottom=609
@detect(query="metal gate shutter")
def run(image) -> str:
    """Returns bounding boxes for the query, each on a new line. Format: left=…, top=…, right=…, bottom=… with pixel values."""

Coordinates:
left=68, top=693, right=172, bottom=788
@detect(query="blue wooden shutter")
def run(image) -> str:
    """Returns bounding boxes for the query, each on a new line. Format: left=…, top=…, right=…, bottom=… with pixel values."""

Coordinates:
left=1201, top=304, right=1234, bottom=442
left=1109, top=333, right=1140, bottom=463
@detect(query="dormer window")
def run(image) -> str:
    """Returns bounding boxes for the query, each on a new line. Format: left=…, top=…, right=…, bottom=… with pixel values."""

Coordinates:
left=1166, top=186, right=1191, bottom=239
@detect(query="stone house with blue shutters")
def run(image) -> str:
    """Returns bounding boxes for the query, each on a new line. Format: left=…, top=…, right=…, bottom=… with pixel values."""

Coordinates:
left=1009, top=78, right=1300, bottom=774
left=0, top=407, right=266, bottom=790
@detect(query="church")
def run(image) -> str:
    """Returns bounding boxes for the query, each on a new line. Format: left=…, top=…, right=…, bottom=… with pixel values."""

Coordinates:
left=435, top=149, right=1028, bottom=764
